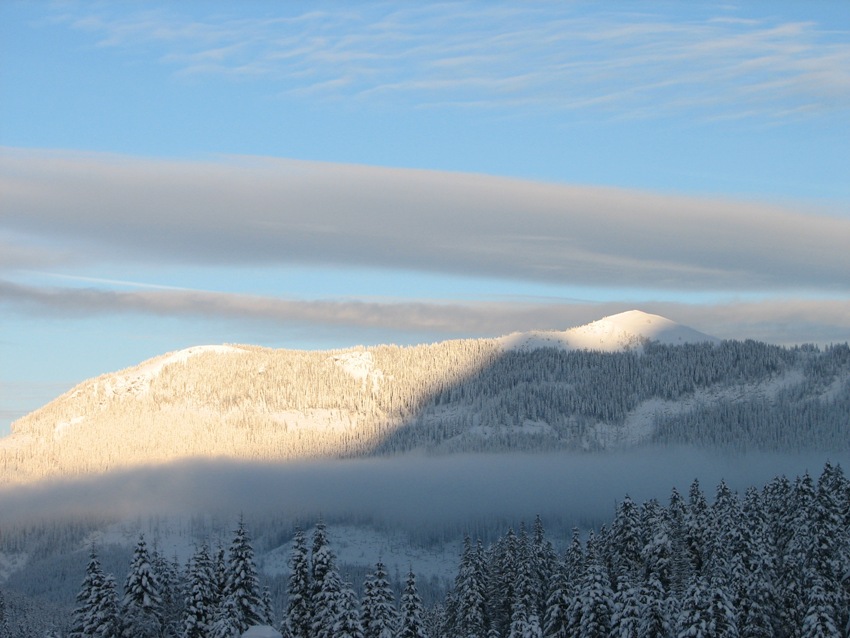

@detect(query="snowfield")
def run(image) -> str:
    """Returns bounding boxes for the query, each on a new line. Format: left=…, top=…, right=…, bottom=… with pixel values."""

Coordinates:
left=499, top=309, right=718, bottom=352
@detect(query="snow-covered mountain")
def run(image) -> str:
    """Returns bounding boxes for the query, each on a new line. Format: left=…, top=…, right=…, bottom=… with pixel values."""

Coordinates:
left=1, top=310, right=848, bottom=485
left=499, top=309, right=718, bottom=352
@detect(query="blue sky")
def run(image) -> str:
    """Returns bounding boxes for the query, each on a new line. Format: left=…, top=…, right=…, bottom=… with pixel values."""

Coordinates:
left=1, top=1, right=849, bottom=434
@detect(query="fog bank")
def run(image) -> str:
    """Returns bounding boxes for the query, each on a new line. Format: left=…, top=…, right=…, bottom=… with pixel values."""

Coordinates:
left=2, top=449, right=846, bottom=533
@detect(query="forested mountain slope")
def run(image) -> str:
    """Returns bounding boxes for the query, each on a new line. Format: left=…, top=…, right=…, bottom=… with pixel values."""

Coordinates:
left=2, top=311, right=848, bottom=484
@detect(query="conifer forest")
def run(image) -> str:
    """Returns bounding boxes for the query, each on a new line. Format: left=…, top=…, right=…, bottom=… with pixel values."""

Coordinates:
left=3, top=461, right=846, bottom=638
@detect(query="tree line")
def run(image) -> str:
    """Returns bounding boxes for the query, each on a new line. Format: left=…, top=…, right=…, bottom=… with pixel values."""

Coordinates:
left=60, top=461, right=850, bottom=638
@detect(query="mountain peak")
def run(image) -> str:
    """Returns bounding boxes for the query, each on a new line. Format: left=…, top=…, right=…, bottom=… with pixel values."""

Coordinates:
left=499, top=309, right=717, bottom=352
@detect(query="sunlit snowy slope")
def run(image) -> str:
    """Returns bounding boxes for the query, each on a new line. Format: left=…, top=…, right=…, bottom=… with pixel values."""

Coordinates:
left=499, top=309, right=718, bottom=351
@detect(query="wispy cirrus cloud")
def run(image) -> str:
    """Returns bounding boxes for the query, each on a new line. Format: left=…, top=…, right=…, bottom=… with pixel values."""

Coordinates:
left=52, top=3, right=850, bottom=121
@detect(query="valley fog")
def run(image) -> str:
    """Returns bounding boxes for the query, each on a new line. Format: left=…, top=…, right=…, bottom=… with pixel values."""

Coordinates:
left=3, top=448, right=846, bottom=536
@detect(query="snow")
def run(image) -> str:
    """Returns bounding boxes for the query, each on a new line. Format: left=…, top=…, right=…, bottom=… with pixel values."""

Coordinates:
left=86, top=518, right=201, bottom=565
left=499, top=310, right=717, bottom=353
left=80, top=517, right=459, bottom=588
left=94, top=345, right=247, bottom=400
left=54, top=415, right=84, bottom=438
left=467, top=420, right=554, bottom=438
left=0, top=551, right=29, bottom=583
left=242, top=627, right=282, bottom=638
left=590, top=369, right=807, bottom=448
left=268, top=408, right=358, bottom=432
left=330, top=350, right=385, bottom=391
left=262, top=524, right=460, bottom=584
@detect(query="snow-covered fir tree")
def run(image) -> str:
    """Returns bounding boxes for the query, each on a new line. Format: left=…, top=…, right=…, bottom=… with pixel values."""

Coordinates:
left=334, top=581, right=364, bottom=638
left=183, top=543, right=217, bottom=638
left=281, top=528, right=313, bottom=638
left=399, top=569, right=428, bottom=638
left=209, top=595, right=242, bottom=638
left=448, top=537, right=488, bottom=638
left=225, top=516, right=268, bottom=632
left=567, top=534, right=613, bottom=638
left=70, top=548, right=120, bottom=638
left=361, top=561, right=397, bottom=638
left=508, top=527, right=542, bottom=638
left=154, top=549, right=185, bottom=638
left=122, top=535, right=162, bottom=638
left=309, top=523, right=345, bottom=638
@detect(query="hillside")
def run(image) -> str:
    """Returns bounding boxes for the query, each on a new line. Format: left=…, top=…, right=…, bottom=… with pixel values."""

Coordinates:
left=2, top=310, right=848, bottom=484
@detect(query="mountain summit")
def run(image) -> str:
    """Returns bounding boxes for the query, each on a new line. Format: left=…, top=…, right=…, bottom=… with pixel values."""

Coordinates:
left=500, top=309, right=718, bottom=352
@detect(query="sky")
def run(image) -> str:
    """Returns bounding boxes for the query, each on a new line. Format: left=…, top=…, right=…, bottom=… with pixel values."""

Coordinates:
left=1, top=1, right=849, bottom=435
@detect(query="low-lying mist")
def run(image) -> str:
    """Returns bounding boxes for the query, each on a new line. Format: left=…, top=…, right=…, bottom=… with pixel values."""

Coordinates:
left=2, top=448, right=847, bottom=537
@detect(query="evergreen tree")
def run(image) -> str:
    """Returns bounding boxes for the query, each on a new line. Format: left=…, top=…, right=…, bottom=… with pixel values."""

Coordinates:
left=261, top=586, right=274, bottom=631
left=733, top=487, right=774, bottom=638
left=666, top=487, right=691, bottom=599
left=532, top=516, right=558, bottom=621
left=307, top=523, right=347, bottom=638
left=509, top=528, right=542, bottom=638
left=225, top=516, right=267, bottom=632
left=154, top=549, right=185, bottom=638
left=399, top=569, right=429, bottom=638
left=334, top=582, right=364, bottom=638
left=543, top=567, right=570, bottom=638
left=676, top=573, right=712, bottom=638
left=778, top=473, right=817, bottom=635
left=213, top=545, right=228, bottom=606
left=800, top=573, right=839, bottom=638
left=610, top=581, right=640, bottom=638
left=311, top=562, right=343, bottom=638
left=122, top=535, right=163, bottom=638
left=488, top=528, right=518, bottom=638
left=567, top=535, right=613, bottom=638
left=209, top=595, right=242, bottom=638
left=705, top=569, right=738, bottom=638
left=637, top=571, right=670, bottom=638
left=563, top=528, right=586, bottom=588
left=452, top=537, right=487, bottom=638
left=70, top=548, right=120, bottom=638
left=362, top=561, right=397, bottom=638
left=183, top=543, right=217, bottom=638
left=641, top=503, right=673, bottom=594
left=685, top=481, right=710, bottom=577
left=70, top=548, right=105, bottom=638
left=736, top=578, right=773, bottom=638
left=611, top=496, right=643, bottom=591
left=360, top=572, right=375, bottom=636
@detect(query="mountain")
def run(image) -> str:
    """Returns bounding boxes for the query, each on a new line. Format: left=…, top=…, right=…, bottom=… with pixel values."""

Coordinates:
left=499, top=309, right=718, bottom=351
left=2, top=310, right=848, bottom=485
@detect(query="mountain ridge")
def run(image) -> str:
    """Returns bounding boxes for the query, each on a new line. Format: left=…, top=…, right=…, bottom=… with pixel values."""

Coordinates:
left=2, top=310, right=848, bottom=485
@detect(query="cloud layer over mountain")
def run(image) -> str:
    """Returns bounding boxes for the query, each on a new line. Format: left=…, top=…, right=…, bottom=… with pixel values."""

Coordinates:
left=4, top=149, right=848, bottom=292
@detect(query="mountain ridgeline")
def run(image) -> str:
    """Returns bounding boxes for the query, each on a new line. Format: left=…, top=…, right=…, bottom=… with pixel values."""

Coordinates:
left=2, top=311, right=849, bottom=484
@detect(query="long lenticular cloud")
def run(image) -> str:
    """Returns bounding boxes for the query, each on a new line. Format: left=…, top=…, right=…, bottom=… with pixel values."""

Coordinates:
left=2, top=279, right=849, bottom=345
left=2, top=147, right=849, bottom=293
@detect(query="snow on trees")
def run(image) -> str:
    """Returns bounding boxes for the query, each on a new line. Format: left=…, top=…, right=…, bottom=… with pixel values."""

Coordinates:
left=70, top=547, right=120, bottom=638
left=361, top=561, right=397, bottom=638
left=399, top=569, right=428, bottom=638
left=52, top=461, right=850, bottom=638
left=225, top=517, right=268, bottom=633
left=122, top=535, right=162, bottom=638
